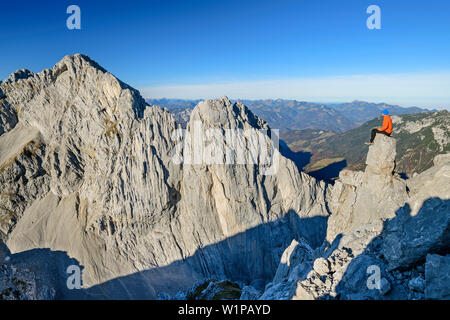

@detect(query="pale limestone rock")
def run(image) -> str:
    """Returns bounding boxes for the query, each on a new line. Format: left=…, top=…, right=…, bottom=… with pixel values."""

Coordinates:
left=313, top=257, right=330, bottom=275
left=338, top=169, right=363, bottom=187
left=400, top=117, right=435, bottom=134
left=433, top=153, right=450, bottom=166
left=0, top=55, right=329, bottom=298
left=326, top=134, right=408, bottom=243
left=0, top=89, right=18, bottom=136
left=365, top=134, right=397, bottom=176
left=292, top=282, right=315, bottom=300
left=406, top=153, right=450, bottom=216
left=432, top=126, right=449, bottom=151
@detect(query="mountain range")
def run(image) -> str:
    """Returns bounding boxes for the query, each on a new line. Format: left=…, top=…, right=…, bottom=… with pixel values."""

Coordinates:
left=146, top=98, right=434, bottom=133
left=326, top=100, right=433, bottom=126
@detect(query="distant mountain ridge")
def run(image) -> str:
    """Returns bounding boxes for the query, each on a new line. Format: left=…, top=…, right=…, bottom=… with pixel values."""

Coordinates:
left=327, top=100, right=436, bottom=126
left=281, top=110, right=450, bottom=179
left=241, top=99, right=354, bottom=133
left=146, top=98, right=434, bottom=133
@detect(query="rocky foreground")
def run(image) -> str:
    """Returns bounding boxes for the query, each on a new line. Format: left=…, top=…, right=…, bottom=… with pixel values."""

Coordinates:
left=259, top=141, right=449, bottom=300
left=0, top=55, right=449, bottom=300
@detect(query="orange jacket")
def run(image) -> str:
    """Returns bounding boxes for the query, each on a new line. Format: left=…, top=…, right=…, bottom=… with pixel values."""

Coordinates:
left=379, top=115, right=393, bottom=134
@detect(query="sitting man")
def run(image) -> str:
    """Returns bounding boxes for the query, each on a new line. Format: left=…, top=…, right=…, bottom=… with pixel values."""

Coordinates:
left=365, top=109, right=392, bottom=145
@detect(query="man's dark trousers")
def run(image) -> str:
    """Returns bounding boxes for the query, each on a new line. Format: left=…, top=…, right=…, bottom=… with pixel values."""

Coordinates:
left=370, top=129, right=391, bottom=143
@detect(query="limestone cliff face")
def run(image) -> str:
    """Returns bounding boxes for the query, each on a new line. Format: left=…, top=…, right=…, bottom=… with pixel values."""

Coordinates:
left=260, top=134, right=449, bottom=300
left=326, top=134, right=449, bottom=247
left=326, top=135, right=408, bottom=242
left=0, top=55, right=329, bottom=298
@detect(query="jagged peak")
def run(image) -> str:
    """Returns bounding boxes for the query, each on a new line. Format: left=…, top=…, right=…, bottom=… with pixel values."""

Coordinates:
left=56, top=54, right=146, bottom=108
left=4, top=68, right=35, bottom=84
left=3, top=54, right=130, bottom=93
left=0, top=54, right=150, bottom=120
left=2, top=54, right=100, bottom=84
left=55, top=54, right=108, bottom=74
left=189, top=96, right=269, bottom=130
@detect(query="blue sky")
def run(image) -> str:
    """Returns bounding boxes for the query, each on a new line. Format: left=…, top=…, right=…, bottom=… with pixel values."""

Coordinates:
left=0, top=0, right=449, bottom=109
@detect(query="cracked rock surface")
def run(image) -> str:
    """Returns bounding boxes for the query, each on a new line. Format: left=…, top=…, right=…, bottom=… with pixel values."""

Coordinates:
left=0, top=55, right=329, bottom=299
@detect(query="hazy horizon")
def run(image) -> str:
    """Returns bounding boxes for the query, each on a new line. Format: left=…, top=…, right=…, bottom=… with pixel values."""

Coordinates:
left=142, top=95, right=444, bottom=111
left=1, top=0, right=449, bottom=110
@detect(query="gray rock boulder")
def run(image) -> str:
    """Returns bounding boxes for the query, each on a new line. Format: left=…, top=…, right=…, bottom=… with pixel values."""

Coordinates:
left=382, top=197, right=450, bottom=270
left=334, top=254, right=391, bottom=300
left=272, top=238, right=313, bottom=283
left=408, top=276, right=425, bottom=293
left=425, top=254, right=450, bottom=299
left=313, top=257, right=330, bottom=275
left=240, top=285, right=262, bottom=300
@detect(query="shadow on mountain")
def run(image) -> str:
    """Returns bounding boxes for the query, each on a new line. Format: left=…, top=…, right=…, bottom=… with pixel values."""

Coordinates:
left=279, top=138, right=347, bottom=184
left=398, top=172, right=409, bottom=180
left=308, top=159, right=347, bottom=184
left=6, top=199, right=447, bottom=300
left=322, top=197, right=450, bottom=300
left=3, top=247, right=84, bottom=300
left=59, top=210, right=328, bottom=300
left=279, top=139, right=312, bottom=172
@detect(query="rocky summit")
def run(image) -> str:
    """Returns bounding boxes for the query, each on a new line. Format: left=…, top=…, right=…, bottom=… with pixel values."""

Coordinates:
left=0, top=55, right=449, bottom=300
left=260, top=134, right=450, bottom=300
